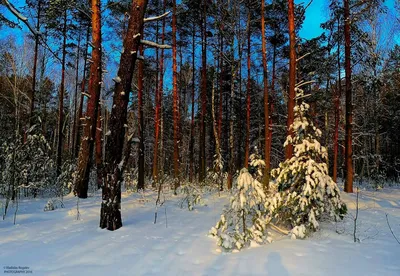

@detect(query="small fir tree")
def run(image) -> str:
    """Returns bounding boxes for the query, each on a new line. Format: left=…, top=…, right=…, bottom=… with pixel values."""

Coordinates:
left=209, top=167, right=268, bottom=250
left=210, top=89, right=346, bottom=250
left=267, top=88, right=347, bottom=238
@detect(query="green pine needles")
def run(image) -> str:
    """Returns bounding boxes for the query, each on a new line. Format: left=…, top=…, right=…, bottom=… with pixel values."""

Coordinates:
left=210, top=89, right=347, bottom=251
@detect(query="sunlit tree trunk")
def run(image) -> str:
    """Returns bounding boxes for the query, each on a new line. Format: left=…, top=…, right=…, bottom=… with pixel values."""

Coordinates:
left=75, top=0, right=102, bottom=198
left=285, top=0, right=296, bottom=160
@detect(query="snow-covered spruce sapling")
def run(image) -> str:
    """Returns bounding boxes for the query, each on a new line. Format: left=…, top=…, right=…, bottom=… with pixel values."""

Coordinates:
left=178, top=184, right=204, bottom=211
left=1, top=132, right=54, bottom=219
left=209, top=168, right=269, bottom=250
left=248, top=147, right=266, bottom=183
left=268, top=89, right=347, bottom=239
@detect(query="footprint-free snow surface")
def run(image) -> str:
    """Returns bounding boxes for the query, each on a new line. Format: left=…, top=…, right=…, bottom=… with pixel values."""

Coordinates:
left=1, top=186, right=400, bottom=275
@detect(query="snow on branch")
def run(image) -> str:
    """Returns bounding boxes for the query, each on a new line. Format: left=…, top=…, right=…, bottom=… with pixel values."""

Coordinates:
left=2, top=0, right=40, bottom=36
left=296, top=52, right=310, bottom=62
left=3, top=0, right=62, bottom=63
left=295, top=80, right=316, bottom=89
left=144, top=11, right=171, bottom=23
left=140, top=40, right=172, bottom=49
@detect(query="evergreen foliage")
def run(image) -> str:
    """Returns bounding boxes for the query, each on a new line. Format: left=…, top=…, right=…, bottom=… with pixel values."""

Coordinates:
left=210, top=89, right=347, bottom=251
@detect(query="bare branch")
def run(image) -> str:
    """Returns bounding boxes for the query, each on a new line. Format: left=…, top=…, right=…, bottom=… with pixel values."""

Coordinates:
left=2, top=0, right=62, bottom=63
left=140, top=40, right=172, bottom=49
left=386, top=213, right=400, bottom=245
left=2, top=0, right=40, bottom=36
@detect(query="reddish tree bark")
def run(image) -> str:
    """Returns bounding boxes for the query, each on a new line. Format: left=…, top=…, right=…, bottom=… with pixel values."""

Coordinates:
left=100, top=0, right=149, bottom=230
left=344, top=0, right=353, bottom=193
left=285, top=0, right=296, bottom=160
left=74, top=0, right=102, bottom=198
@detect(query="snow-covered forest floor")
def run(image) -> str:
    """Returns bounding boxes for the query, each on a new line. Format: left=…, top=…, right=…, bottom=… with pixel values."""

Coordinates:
left=1, top=185, right=400, bottom=276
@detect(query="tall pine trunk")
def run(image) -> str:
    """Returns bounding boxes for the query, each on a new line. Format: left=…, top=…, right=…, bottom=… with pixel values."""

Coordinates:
left=199, top=0, right=207, bottom=182
left=138, top=43, right=145, bottom=191
left=344, top=0, right=353, bottom=193
left=100, top=0, right=149, bottom=230
left=152, top=0, right=165, bottom=184
left=29, top=0, right=41, bottom=126
left=189, top=23, right=195, bottom=182
left=72, top=34, right=81, bottom=154
left=261, top=0, right=270, bottom=189
left=333, top=19, right=341, bottom=183
left=56, top=10, right=68, bottom=176
left=244, top=7, right=251, bottom=168
left=172, top=0, right=180, bottom=190
left=75, top=27, right=90, bottom=158
left=74, top=0, right=102, bottom=198
left=285, top=0, right=296, bottom=160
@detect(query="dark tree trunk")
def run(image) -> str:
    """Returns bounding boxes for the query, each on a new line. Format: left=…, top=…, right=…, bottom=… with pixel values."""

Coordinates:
left=72, top=34, right=81, bottom=155
left=333, top=18, right=341, bottom=183
left=199, top=0, right=207, bottom=183
left=344, top=0, right=353, bottom=193
left=152, top=0, right=165, bottom=184
left=172, top=0, right=180, bottom=190
left=100, top=0, right=149, bottom=231
left=138, top=43, right=145, bottom=191
left=244, top=7, right=251, bottom=168
left=261, top=0, right=270, bottom=189
left=29, top=0, right=41, bottom=127
left=75, top=27, right=90, bottom=158
left=189, top=22, right=195, bottom=183
left=96, top=105, right=103, bottom=189
left=56, top=10, right=68, bottom=176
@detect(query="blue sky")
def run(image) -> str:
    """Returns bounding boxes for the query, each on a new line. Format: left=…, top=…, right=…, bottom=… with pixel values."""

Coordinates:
left=298, top=0, right=326, bottom=39
left=298, top=0, right=396, bottom=39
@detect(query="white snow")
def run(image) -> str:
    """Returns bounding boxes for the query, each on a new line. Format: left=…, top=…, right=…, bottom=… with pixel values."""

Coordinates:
left=1, top=186, right=400, bottom=275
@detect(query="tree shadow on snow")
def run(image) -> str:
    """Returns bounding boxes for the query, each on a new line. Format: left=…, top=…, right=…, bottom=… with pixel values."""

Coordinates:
left=265, top=252, right=290, bottom=276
